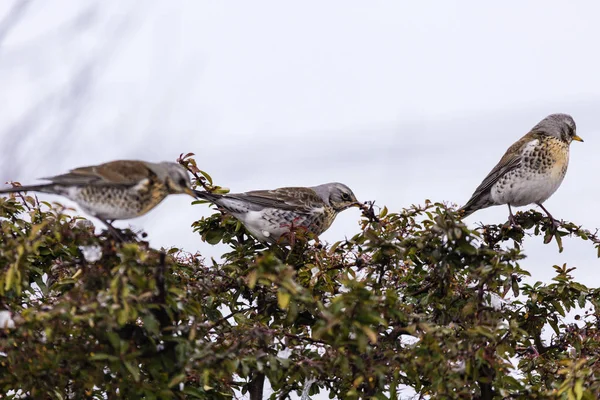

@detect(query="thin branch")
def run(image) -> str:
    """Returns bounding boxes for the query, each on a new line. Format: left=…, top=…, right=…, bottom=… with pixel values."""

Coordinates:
left=283, top=332, right=328, bottom=346
left=204, top=306, right=258, bottom=330
left=0, top=0, right=32, bottom=47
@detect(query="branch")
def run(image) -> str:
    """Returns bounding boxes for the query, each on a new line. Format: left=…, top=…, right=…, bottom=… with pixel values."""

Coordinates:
left=177, top=153, right=212, bottom=192
left=204, top=306, right=258, bottom=330
left=0, top=0, right=32, bottom=46
left=283, top=332, right=328, bottom=346
left=152, top=252, right=172, bottom=328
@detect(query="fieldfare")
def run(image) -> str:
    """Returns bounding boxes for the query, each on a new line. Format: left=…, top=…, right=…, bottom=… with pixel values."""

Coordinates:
left=460, top=113, right=583, bottom=225
left=194, top=182, right=361, bottom=243
left=0, top=160, right=196, bottom=237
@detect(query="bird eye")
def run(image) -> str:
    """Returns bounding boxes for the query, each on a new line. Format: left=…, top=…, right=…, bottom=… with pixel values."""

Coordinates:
left=179, top=178, right=187, bottom=187
left=341, top=193, right=351, bottom=201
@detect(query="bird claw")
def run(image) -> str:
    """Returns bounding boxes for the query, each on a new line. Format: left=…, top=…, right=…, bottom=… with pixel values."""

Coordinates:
left=507, top=215, right=521, bottom=229
left=105, top=227, right=128, bottom=243
left=101, top=221, right=137, bottom=243
left=548, top=218, right=560, bottom=230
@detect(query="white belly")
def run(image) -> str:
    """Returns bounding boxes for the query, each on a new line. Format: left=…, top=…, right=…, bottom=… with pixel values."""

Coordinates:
left=491, top=170, right=565, bottom=207
left=234, top=207, right=325, bottom=243
left=236, top=210, right=288, bottom=242
left=78, top=201, right=141, bottom=220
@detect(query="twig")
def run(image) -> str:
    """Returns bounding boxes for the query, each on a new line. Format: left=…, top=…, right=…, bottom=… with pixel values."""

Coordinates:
left=152, top=252, right=172, bottom=328
left=204, top=306, right=258, bottom=329
left=360, top=200, right=380, bottom=223
left=155, top=252, right=166, bottom=304
left=177, top=153, right=212, bottom=192
left=283, top=332, right=328, bottom=346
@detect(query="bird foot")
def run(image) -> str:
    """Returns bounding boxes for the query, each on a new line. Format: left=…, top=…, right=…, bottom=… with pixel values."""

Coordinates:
left=548, top=217, right=560, bottom=230
left=507, top=214, right=521, bottom=229
left=103, top=225, right=138, bottom=243
left=105, top=228, right=126, bottom=243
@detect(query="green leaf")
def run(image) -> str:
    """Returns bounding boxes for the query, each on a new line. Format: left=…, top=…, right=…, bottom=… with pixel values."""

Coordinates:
left=574, top=379, right=584, bottom=400
left=89, top=353, right=119, bottom=362
left=143, top=313, right=160, bottom=335
left=511, top=278, right=520, bottom=297
left=555, top=232, right=564, bottom=253
left=204, top=229, right=224, bottom=245
left=168, top=373, right=186, bottom=388
left=123, top=360, right=141, bottom=382
left=549, top=318, right=560, bottom=336
left=361, top=326, right=378, bottom=343
left=277, top=290, right=291, bottom=310
left=551, top=300, right=566, bottom=317
left=198, top=169, right=213, bottom=185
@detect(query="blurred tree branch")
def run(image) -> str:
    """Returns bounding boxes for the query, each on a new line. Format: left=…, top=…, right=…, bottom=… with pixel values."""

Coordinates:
left=0, top=0, right=33, bottom=47
left=0, top=1, right=134, bottom=181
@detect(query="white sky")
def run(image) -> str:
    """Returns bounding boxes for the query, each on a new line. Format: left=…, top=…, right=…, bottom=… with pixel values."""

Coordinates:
left=1, top=1, right=600, bottom=398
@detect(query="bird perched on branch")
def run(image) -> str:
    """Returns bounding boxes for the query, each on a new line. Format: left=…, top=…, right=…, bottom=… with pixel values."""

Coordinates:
left=194, top=183, right=361, bottom=244
left=460, top=113, right=583, bottom=225
left=0, top=160, right=196, bottom=239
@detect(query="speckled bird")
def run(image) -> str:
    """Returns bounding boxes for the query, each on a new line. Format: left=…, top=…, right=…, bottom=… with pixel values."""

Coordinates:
left=0, top=160, right=196, bottom=237
left=460, top=113, right=583, bottom=224
left=194, top=183, right=360, bottom=243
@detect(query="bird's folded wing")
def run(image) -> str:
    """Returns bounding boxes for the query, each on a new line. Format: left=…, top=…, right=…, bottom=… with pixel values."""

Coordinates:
left=234, top=187, right=323, bottom=212
left=466, top=134, right=536, bottom=201
left=43, top=160, right=152, bottom=186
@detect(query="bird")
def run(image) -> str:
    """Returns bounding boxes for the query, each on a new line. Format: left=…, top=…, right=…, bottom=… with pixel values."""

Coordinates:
left=460, top=113, right=583, bottom=225
left=0, top=160, right=196, bottom=239
left=194, top=182, right=361, bottom=244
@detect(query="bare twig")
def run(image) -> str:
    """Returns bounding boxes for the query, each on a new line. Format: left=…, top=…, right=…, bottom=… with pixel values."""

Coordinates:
left=0, top=0, right=33, bottom=46
left=360, top=200, right=380, bottom=223
left=151, top=252, right=172, bottom=329
left=204, top=306, right=258, bottom=330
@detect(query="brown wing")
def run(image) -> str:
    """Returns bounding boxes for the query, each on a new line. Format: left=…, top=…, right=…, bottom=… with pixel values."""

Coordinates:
left=462, top=131, right=541, bottom=210
left=231, top=187, right=324, bottom=212
left=43, top=160, right=153, bottom=186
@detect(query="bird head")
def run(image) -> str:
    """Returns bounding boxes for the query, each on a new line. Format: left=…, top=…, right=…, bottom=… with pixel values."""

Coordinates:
left=312, top=182, right=361, bottom=212
left=534, top=113, right=583, bottom=144
left=153, top=162, right=196, bottom=197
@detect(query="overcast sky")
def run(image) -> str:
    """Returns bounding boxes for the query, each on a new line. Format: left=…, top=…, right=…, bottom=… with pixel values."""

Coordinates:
left=1, top=1, right=600, bottom=398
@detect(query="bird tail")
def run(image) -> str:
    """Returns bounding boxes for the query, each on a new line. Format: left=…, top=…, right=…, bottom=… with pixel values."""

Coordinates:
left=458, top=204, right=476, bottom=218
left=458, top=193, right=492, bottom=218
left=0, top=184, right=53, bottom=195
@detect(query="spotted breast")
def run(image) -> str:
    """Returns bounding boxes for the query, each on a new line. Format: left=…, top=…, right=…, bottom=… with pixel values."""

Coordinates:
left=67, top=178, right=169, bottom=220
left=491, top=136, right=569, bottom=207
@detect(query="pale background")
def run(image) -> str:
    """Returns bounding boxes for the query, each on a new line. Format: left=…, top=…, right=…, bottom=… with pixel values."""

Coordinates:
left=1, top=2, right=599, bottom=399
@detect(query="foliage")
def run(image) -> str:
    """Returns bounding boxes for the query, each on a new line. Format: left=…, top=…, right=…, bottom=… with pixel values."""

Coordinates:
left=1, top=166, right=600, bottom=399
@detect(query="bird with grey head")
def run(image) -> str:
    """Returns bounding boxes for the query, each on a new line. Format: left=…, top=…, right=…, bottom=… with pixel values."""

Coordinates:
left=194, top=182, right=361, bottom=244
left=460, top=113, right=583, bottom=225
left=0, top=160, right=197, bottom=240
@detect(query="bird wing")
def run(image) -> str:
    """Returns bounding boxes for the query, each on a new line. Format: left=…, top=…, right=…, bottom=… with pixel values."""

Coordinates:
left=463, top=132, right=540, bottom=208
left=43, top=160, right=153, bottom=186
left=231, top=187, right=324, bottom=212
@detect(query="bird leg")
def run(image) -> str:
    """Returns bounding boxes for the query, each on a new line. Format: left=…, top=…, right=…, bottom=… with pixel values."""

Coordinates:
left=536, top=203, right=560, bottom=228
left=507, top=204, right=520, bottom=227
left=100, top=219, right=126, bottom=242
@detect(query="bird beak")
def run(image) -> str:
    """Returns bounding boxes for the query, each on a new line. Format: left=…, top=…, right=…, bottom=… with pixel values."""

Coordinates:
left=352, top=201, right=362, bottom=208
left=572, top=135, right=584, bottom=142
left=184, top=187, right=197, bottom=197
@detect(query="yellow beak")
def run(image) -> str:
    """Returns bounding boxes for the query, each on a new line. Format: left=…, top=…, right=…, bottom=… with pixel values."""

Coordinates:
left=184, top=187, right=197, bottom=197
left=572, top=135, right=584, bottom=142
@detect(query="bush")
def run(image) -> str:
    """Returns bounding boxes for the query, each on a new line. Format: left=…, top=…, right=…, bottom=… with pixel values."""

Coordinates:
left=1, top=163, right=600, bottom=399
